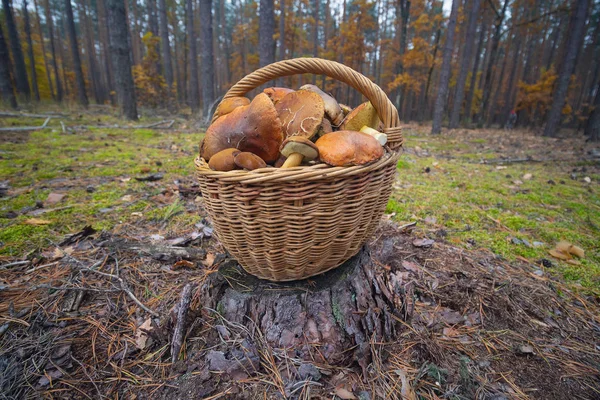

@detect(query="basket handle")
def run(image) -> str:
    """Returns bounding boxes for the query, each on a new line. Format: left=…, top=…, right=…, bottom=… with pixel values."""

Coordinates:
left=212, top=58, right=401, bottom=134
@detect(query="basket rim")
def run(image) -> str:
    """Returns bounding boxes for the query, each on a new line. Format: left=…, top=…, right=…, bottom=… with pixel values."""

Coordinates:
left=195, top=149, right=401, bottom=184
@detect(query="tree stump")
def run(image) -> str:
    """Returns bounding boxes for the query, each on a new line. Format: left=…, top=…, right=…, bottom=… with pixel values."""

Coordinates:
left=200, top=246, right=413, bottom=372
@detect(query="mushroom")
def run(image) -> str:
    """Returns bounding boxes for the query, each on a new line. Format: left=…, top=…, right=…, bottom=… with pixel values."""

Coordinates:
left=274, top=155, right=287, bottom=168
left=208, top=148, right=241, bottom=171
left=200, top=93, right=284, bottom=163
left=299, top=84, right=344, bottom=126
left=339, top=103, right=353, bottom=116
left=360, top=125, right=387, bottom=146
left=340, top=101, right=380, bottom=131
left=275, top=90, right=325, bottom=138
left=263, top=87, right=295, bottom=105
left=279, top=137, right=319, bottom=168
left=316, top=118, right=333, bottom=138
left=315, top=130, right=384, bottom=167
left=234, top=152, right=267, bottom=170
left=215, top=97, right=251, bottom=118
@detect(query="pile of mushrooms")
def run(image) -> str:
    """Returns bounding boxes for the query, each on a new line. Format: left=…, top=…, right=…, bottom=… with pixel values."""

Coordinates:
left=200, top=84, right=388, bottom=171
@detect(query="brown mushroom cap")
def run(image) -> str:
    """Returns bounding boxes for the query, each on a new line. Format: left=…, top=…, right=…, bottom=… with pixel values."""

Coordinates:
left=339, top=101, right=380, bottom=131
left=234, top=152, right=267, bottom=170
left=275, top=91, right=325, bottom=139
left=215, top=97, right=251, bottom=118
left=208, top=148, right=241, bottom=171
left=315, top=130, right=384, bottom=167
left=200, top=93, right=284, bottom=163
left=263, top=87, right=295, bottom=104
left=299, top=84, right=344, bottom=126
left=280, top=137, right=319, bottom=160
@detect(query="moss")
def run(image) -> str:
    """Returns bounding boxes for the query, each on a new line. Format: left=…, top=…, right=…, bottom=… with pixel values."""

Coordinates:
left=331, top=297, right=345, bottom=329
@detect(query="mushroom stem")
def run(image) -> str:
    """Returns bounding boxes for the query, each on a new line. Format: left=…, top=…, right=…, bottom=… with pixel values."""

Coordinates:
left=280, top=152, right=304, bottom=168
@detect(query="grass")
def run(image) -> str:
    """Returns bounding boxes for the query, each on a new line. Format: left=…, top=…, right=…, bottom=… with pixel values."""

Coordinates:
left=1, top=116, right=599, bottom=293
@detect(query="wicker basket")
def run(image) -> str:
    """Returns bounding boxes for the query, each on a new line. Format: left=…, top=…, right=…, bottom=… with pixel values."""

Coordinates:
left=195, top=58, right=403, bottom=281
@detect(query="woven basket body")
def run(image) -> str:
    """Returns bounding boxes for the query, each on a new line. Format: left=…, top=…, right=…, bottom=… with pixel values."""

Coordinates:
left=196, top=58, right=403, bottom=281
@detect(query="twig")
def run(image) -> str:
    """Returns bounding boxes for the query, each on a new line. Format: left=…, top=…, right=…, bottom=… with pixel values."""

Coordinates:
left=171, top=283, right=195, bottom=363
left=0, top=260, right=30, bottom=269
left=481, top=157, right=541, bottom=164
left=0, top=117, right=51, bottom=131
left=113, top=120, right=175, bottom=129
left=0, top=111, right=63, bottom=118
left=2, top=284, right=121, bottom=293
left=398, top=222, right=417, bottom=231
left=60, top=120, right=66, bottom=133
left=26, top=261, right=59, bottom=274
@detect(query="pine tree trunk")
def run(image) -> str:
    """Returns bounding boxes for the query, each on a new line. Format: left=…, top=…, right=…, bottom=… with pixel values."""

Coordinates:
left=64, top=0, right=89, bottom=106
left=259, top=0, right=275, bottom=68
left=464, top=16, right=486, bottom=124
left=172, top=11, right=184, bottom=103
left=200, top=0, right=215, bottom=117
left=22, top=0, right=40, bottom=101
left=148, top=0, right=162, bottom=74
left=585, top=81, right=600, bottom=141
left=33, top=0, right=55, bottom=100
left=158, top=0, right=173, bottom=89
left=43, top=0, right=63, bottom=102
left=476, top=0, right=509, bottom=126
left=543, top=0, right=590, bottom=137
left=0, top=23, right=18, bottom=109
left=431, top=0, right=459, bottom=135
left=448, top=0, right=480, bottom=129
left=187, top=0, right=200, bottom=114
left=77, top=0, right=103, bottom=104
left=500, top=37, right=522, bottom=127
left=220, top=0, right=230, bottom=87
left=107, top=0, right=138, bottom=120
left=128, top=0, right=142, bottom=65
left=97, top=0, right=116, bottom=105
left=311, top=0, right=319, bottom=84
left=2, top=0, right=31, bottom=100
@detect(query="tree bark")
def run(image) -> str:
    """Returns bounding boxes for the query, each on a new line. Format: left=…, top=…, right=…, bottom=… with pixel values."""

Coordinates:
left=148, top=0, right=162, bottom=74
left=464, top=15, right=486, bottom=124
left=501, top=37, right=522, bottom=127
left=585, top=82, right=599, bottom=141
left=107, top=0, right=138, bottom=120
left=544, top=0, right=590, bottom=137
left=259, top=0, right=276, bottom=67
left=77, top=0, right=103, bottom=104
left=431, top=0, right=459, bottom=135
left=2, top=0, right=31, bottom=100
left=33, top=0, right=55, bottom=100
left=97, top=0, right=116, bottom=105
left=311, top=0, right=319, bottom=84
left=200, top=247, right=412, bottom=371
left=43, top=0, right=63, bottom=102
left=219, top=0, right=230, bottom=87
left=64, top=0, right=89, bottom=106
left=449, top=0, right=480, bottom=129
left=0, top=23, right=18, bottom=109
left=158, top=0, right=173, bottom=88
left=200, top=0, right=215, bottom=117
left=476, top=0, right=509, bottom=126
left=22, top=0, right=41, bottom=101
left=187, top=0, right=200, bottom=114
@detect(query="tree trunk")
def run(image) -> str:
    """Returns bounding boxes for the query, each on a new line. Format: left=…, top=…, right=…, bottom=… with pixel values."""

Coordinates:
left=43, top=0, right=63, bottom=102
left=585, top=82, right=599, bottom=141
left=476, top=0, right=509, bottom=126
left=158, top=0, right=173, bottom=89
left=259, top=0, right=276, bottom=68
left=464, top=15, right=486, bottom=124
left=2, top=0, right=31, bottom=100
left=200, top=0, right=215, bottom=117
left=97, top=0, right=116, bottom=105
left=200, top=247, right=412, bottom=372
left=64, top=0, right=89, bottom=106
left=311, top=0, right=319, bottom=84
left=448, top=0, right=480, bottom=129
left=33, top=0, right=55, bottom=100
left=107, top=0, right=138, bottom=120
left=0, top=23, right=18, bottom=109
left=501, top=37, right=522, bottom=127
left=148, top=0, right=162, bottom=74
left=431, top=0, right=459, bottom=135
left=128, top=0, right=142, bottom=65
left=187, top=0, right=200, bottom=114
left=543, top=0, right=590, bottom=137
left=172, top=10, right=184, bottom=103
left=78, top=0, right=103, bottom=104
left=22, top=0, right=41, bottom=101
left=393, top=0, right=410, bottom=111
left=420, top=27, right=441, bottom=122
left=219, top=0, right=230, bottom=87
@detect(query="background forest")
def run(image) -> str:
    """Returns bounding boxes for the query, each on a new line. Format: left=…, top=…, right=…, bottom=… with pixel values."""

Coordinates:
left=1, top=0, right=599, bottom=139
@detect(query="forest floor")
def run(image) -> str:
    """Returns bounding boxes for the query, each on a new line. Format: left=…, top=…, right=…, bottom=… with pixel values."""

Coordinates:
left=0, top=109, right=599, bottom=399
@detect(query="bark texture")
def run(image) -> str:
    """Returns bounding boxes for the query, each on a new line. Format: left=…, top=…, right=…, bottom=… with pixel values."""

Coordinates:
left=64, top=0, right=89, bottom=106
left=200, top=247, right=413, bottom=370
left=259, top=0, right=275, bottom=67
left=22, top=0, right=40, bottom=101
left=2, top=0, right=31, bottom=99
left=200, top=0, right=215, bottom=117
left=585, top=82, right=600, bottom=141
left=0, top=23, right=17, bottom=109
left=449, top=0, right=480, bottom=129
left=107, top=0, right=138, bottom=120
left=187, top=0, right=200, bottom=114
left=158, top=0, right=173, bottom=88
left=431, top=0, right=459, bottom=134
left=44, top=0, right=63, bottom=102
left=543, top=0, right=590, bottom=137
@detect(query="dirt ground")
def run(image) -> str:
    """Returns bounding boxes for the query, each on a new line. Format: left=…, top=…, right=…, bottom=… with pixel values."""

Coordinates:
left=1, top=116, right=599, bottom=399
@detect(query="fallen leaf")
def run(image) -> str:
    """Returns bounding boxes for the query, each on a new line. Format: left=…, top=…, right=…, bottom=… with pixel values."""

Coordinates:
left=135, top=318, right=153, bottom=349
left=203, top=253, right=216, bottom=267
left=424, top=216, right=437, bottom=225
left=522, top=173, right=533, bottom=180
left=334, top=386, right=357, bottom=400
left=495, top=166, right=507, bottom=170
left=140, top=166, right=151, bottom=173
left=23, top=218, right=52, bottom=225
left=37, top=369, right=64, bottom=387
left=517, top=344, right=534, bottom=355
left=548, top=249, right=570, bottom=260
left=583, top=176, right=591, bottom=183
left=119, top=177, right=131, bottom=182
left=45, top=192, right=65, bottom=205
left=413, top=238, right=435, bottom=248
left=401, top=260, right=421, bottom=273
left=121, top=194, right=133, bottom=202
